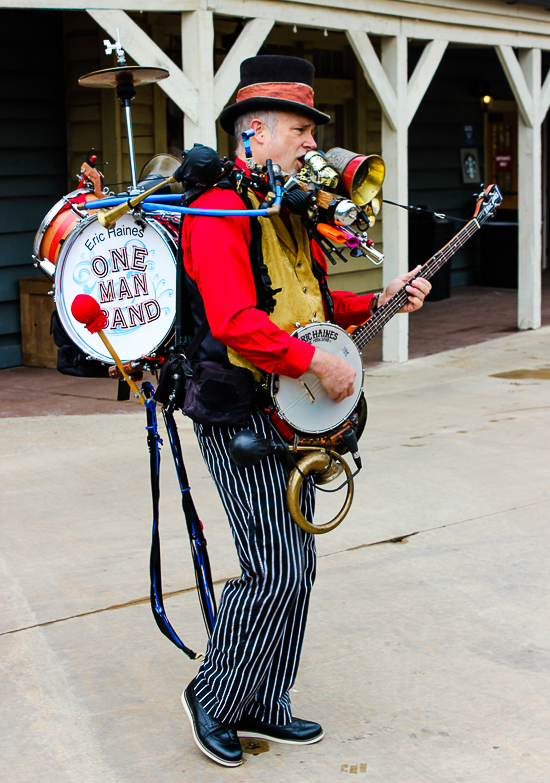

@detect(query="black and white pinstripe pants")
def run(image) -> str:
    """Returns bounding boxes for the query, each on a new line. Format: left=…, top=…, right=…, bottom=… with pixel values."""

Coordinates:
left=192, top=410, right=316, bottom=726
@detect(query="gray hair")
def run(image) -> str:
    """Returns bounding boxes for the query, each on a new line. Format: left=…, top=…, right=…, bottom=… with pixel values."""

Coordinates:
left=234, top=111, right=279, bottom=151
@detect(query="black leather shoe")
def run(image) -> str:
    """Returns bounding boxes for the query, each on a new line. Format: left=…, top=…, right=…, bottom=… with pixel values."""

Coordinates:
left=182, top=681, right=243, bottom=767
left=235, top=715, right=324, bottom=745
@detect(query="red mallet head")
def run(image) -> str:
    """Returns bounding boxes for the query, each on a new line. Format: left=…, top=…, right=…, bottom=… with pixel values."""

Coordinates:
left=71, top=294, right=108, bottom=334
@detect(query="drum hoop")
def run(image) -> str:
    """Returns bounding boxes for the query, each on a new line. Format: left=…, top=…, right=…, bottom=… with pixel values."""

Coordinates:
left=33, top=189, right=92, bottom=259
left=55, top=213, right=177, bottom=364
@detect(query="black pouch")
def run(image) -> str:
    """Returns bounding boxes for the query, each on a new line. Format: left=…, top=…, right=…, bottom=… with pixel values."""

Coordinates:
left=183, top=361, right=255, bottom=426
left=153, top=353, right=189, bottom=410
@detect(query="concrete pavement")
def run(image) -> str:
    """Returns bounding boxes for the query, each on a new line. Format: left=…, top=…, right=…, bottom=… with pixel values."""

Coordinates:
left=1, top=326, right=549, bottom=783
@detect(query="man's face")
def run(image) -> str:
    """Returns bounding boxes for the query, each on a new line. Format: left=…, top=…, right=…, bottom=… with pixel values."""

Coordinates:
left=252, top=112, right=317, bottom=175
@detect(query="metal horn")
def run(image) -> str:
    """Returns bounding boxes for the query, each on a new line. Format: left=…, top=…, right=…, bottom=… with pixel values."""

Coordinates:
left=323, top=147, right=385, bottom=207
left=286, top=449, right=354, bottom=535
left=227, top=432, right=355, bottom=535
left=97, top=175, right=176, bottom=228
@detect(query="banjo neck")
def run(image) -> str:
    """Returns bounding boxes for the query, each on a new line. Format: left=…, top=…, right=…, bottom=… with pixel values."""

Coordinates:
left=270, top=186, right=501, bottom=437
left=351, top=217, right=480, bottom=352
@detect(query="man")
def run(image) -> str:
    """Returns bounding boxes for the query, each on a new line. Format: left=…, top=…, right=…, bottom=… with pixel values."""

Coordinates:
left=180, top=55, right=431, bottom=767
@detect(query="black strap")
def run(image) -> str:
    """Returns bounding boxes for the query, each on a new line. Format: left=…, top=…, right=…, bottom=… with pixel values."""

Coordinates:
left=184, top=319, right=209, bottom=362
left=217, top=180, right=281, bottom=314
left=163, top=408, right=217, bottom=636
left=174, top=215, right=185, bottom=347
left=143, top=382, right=216, bottom=657
left=174, top=210, right=208, bottom=360
left=310, top=253, right=335, bottom=323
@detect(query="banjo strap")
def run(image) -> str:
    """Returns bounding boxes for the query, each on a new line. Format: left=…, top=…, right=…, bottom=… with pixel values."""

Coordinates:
left=310, top=253, right=335, bottom=323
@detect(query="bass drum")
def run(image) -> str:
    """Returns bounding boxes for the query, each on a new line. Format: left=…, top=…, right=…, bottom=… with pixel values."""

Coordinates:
left=33, top=189, right=103, bottom=269
left=54, top=213, right=177, bottom=364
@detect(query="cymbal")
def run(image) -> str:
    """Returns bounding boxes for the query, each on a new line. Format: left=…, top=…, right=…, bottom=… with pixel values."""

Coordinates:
left=78, top=66, right=169, bottom=89
left=139, top=154, right=184, bottom=194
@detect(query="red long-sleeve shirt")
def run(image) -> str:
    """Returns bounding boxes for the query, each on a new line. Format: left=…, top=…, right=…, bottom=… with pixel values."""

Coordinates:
left=181, top=160, right=374, bottom=379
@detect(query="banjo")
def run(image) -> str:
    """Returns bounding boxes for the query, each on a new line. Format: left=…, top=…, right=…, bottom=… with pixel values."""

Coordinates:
left=271, top=184, right=502, bottom=435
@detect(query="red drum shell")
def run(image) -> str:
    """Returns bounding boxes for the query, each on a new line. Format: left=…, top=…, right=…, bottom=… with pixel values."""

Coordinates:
left=33, top=190, right=102, bottom=265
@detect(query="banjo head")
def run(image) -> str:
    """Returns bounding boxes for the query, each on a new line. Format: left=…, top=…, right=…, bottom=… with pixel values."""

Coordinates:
left=272, top=322, right=364, bottom=435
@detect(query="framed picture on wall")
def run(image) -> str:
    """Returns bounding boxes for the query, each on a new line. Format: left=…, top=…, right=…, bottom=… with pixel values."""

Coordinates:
left=460, top=148, right=481, bottom=184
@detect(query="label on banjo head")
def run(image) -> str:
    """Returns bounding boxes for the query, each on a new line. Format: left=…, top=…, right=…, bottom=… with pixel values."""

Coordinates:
left=297, top=326, right=339, bottom=345
left=56, top=214, right=176, bottom=363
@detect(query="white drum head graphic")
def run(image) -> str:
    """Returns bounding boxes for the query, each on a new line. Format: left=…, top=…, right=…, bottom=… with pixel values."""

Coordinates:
left=55, top=214, right=176, bottom=363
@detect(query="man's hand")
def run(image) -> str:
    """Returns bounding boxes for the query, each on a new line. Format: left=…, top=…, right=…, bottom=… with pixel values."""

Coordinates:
left=307, top=348, right=356, bottom=404
left=379, top=266, right=432, bottom=312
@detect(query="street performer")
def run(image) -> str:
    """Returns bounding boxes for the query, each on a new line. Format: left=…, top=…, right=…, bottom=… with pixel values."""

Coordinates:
left=180, top=54, right=431, bottom=767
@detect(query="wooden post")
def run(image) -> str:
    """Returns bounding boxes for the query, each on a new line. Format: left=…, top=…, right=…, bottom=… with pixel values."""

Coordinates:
left=347, top=31, right=446, bottom=362
left=380, top=35, right=409, bottom=363
left=497, top=45, right=550, bottom=330
left=518, top=49, right=542, bottom=330
left=181, top=10, right=216, bottom=149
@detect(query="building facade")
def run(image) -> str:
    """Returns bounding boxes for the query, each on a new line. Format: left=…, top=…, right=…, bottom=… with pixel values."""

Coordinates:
left=1, top=0, right=550, bottom=368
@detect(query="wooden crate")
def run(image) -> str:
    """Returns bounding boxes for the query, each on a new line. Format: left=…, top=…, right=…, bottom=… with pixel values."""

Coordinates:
left=19, top=276, right=57, bottom=368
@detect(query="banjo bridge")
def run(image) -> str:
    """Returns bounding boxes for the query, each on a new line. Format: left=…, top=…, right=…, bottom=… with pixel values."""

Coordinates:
left=299, top=379, right=316, bottom=402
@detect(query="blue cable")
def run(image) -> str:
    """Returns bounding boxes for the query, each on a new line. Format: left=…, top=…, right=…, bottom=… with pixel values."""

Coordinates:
left=143, top=203, right=271, bottom=217
left=82, top=198, right=271, bottom=217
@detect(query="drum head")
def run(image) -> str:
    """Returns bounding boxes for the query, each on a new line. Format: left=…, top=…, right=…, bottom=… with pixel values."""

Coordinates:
left=55, top=214, right=176, bottom=363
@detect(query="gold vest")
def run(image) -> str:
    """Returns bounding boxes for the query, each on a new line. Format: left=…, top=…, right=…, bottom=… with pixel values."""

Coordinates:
left=228, top=191, right=325, bottom=377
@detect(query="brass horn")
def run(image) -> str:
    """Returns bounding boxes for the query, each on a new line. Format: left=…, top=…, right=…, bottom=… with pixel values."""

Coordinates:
left=227, top=431, right=355, bottom=535
left=323, top=147, right=385, bottom=207
left=98, top=174, right=176, bottom=228
left=286, top=449, right=354, bottom=535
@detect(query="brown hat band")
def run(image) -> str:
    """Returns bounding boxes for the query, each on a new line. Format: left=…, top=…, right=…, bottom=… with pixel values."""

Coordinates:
left=236, top=81, right=314, bottom=107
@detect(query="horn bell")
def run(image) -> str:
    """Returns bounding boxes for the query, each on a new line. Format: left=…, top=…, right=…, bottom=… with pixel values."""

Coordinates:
left=286, top=449, right=354, bottom=535
left=323, top=147, right=385, bottom=207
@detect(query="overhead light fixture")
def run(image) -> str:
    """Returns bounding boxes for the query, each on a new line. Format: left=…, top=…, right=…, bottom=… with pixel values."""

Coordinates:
left=480, top=91, right=493, bottom=111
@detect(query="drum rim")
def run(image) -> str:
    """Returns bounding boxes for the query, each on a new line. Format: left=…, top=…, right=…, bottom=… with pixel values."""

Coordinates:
left=33, top=188, right=95, bottom=260
left=55, top=213, right=177, bottom=364
left=271, top=322, right=365, bottom=435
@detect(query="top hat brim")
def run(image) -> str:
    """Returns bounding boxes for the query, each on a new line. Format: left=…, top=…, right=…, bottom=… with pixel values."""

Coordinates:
left=219, top=96, right=331, bottom=135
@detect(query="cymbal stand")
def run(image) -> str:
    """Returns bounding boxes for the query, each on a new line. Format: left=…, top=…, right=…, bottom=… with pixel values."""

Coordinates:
left=104, top=31, right=138, bottom=193
left=116, top=81, right=138, bottom=192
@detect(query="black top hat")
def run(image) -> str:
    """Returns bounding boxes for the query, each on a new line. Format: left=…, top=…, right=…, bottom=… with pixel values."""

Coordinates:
left=219, top=55, right=330, bottom=135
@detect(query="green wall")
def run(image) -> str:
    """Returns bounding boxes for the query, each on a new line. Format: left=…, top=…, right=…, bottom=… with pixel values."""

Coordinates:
left=0, top=9, right=67, bottom=368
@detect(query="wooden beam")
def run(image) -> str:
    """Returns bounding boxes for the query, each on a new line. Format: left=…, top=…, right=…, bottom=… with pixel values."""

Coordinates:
left=6, top=0, right=550, bottom=49
left=346, top=30, right=398, bottom=131
left=87, top=9, right=199, bottom=124
left=214, top=18, right=275, bottom=116
left=496, top=45, right=535, bottom=127
left=207, top=0, right=550, bottom=49
left=181, top=9, right=217, bottom=148
left=1, top=0, right=200, bottom=8
left=540, top=66, right=550, bottom=121
left=407, top=39, right=448, bottom=126
left=4, top=0, right=550, bottom=40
